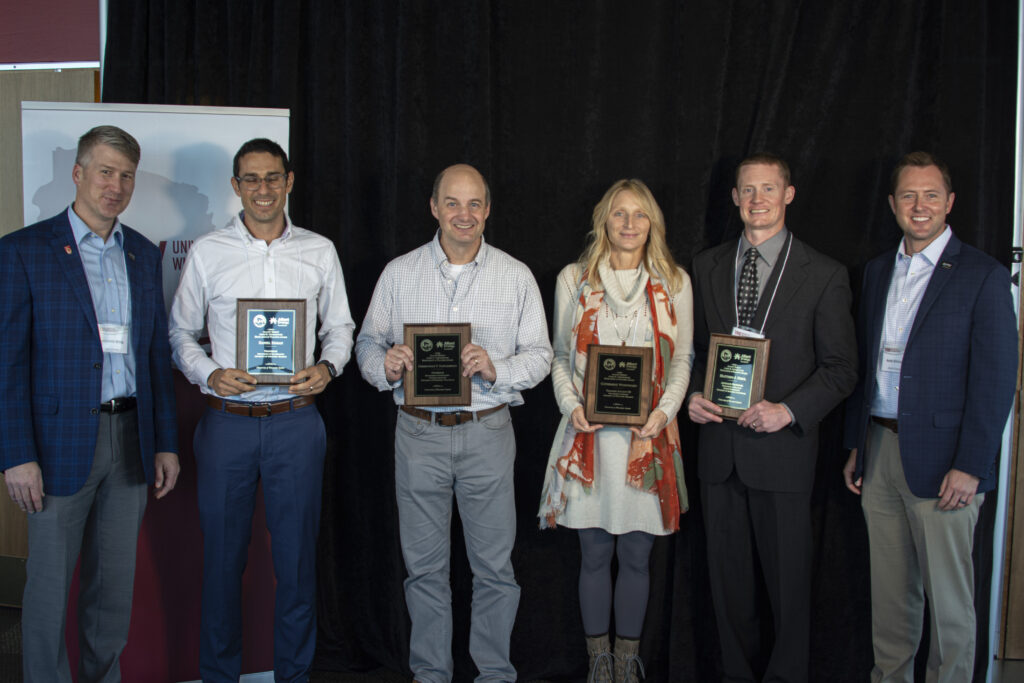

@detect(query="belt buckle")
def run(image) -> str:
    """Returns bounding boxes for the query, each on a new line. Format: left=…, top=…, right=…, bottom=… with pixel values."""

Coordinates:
left=250, top=403, right=273, bottom=418
left=436, top=412, right=460, bottom=427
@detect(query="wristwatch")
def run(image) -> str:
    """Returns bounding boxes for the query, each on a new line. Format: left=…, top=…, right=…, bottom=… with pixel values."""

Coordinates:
left=317, top=359, right=337, bottom=378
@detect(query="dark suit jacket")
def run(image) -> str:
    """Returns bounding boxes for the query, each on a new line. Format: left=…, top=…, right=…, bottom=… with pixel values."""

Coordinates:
left=843, top=232, right=1017, bottom=498
left=690, top=233, right=858, bottom=493
left=0, top=209, right=177, bottom=496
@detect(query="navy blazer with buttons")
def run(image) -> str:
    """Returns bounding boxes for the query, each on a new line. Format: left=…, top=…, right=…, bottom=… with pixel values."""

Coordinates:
left=844, top=231, right=1018, bottom=498
left=0, top=209, right=178, bottom=496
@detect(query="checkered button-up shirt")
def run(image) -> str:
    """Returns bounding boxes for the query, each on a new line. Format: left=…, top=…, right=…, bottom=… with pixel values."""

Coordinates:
left=356, top=232, right=552, bottom=410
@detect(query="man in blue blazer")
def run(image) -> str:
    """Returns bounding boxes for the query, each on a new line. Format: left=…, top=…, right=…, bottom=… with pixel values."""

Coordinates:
left=0, top=126, right=179, bottom=683
left=843, top=152, right=1017, bottom=682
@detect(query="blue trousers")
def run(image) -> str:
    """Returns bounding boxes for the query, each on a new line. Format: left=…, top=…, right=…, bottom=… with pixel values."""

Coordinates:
left=194, top=402, right=326, bottom=683
left=394, top=406, right=519, bottom=683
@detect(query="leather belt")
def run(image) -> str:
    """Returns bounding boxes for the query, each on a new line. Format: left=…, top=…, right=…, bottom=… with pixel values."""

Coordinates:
left=400, top=404, right=505, bottom=426
left=871, top=416, right=899, bottom=433
left=100, top=396, right=136, bottom=413
left=207, top=395, right=315, bottom=417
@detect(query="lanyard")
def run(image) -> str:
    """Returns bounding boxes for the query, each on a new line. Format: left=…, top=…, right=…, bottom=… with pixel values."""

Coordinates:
left=732, top=232, right=792, bottom=336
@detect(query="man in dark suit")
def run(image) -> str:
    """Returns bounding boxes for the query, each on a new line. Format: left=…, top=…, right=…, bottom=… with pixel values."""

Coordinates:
left=688, top=154, right=858, bottom=683
left=0, top=125, right=179, bottom=683
left=843, top=152, right=1017, bottom=682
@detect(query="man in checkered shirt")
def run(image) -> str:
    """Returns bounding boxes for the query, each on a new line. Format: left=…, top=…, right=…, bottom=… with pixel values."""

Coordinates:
left=356, top=163, right=552, bottom=683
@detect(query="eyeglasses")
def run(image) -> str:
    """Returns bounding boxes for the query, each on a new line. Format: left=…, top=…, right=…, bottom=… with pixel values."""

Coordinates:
left=234, top=172, right=287, bottom=190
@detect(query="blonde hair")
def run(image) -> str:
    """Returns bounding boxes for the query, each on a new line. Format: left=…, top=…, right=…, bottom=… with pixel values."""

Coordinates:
left=578, top=179, right=683, bottom=293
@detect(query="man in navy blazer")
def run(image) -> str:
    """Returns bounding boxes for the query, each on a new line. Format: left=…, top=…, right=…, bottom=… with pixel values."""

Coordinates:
left=843, top=152, right=1017, bottom=682
left=0, top=126, right=179, bottom=683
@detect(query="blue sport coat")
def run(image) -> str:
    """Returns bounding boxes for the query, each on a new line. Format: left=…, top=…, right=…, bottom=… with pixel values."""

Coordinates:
left=0, top=209, right=178, bottom=496
left=844, top=232, right=1018, bottom=497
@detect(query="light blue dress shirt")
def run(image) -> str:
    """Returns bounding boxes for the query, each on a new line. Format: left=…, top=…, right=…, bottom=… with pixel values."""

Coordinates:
left=870, top=227, right=953, bottom=418
left=68, top=206, right=135, bottom=402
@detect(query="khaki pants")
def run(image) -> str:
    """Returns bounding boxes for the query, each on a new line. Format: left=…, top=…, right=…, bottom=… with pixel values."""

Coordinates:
left=861, top=422, right=982, bottom=683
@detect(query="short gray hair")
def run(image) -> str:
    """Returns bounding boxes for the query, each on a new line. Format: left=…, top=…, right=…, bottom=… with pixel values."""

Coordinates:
left=76, top=125, right=141, bottom=167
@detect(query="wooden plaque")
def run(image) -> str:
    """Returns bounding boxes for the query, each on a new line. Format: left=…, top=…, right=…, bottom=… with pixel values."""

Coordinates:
left=702, top=333, right=770, bottom=419
left=584, top=344, right=653, bottom=427
left=403, top=323, right=472, bottom=406
left=236, top=299, right=307, bottom=385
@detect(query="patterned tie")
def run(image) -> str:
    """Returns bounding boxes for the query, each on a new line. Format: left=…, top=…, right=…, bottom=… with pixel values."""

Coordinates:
left=737, top=247, right=760, bottom=327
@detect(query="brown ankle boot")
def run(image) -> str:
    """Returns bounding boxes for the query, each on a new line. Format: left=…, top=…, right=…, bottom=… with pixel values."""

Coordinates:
left=585, top=633, right=614, bottom=683
left=613, top=636, right=644, bottom=682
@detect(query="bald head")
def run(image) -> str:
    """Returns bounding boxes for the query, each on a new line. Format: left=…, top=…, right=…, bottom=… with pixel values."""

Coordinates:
left=431, top=164, right=490, bottom=207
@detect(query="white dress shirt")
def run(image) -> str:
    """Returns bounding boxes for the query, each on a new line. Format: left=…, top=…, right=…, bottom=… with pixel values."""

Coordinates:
left=169, top=213, right=355, bottom=402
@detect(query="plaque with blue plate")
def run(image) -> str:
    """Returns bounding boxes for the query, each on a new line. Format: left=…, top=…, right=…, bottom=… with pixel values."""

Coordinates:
left=702, top=333, right=770, bottom=419
left=236, top=299, right=307, bottom=384
left=403, top=323, right=472, bottom=406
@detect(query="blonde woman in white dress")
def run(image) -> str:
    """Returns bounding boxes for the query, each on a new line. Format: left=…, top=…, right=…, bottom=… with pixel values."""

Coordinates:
left=539, top=179, right=693, bottom=682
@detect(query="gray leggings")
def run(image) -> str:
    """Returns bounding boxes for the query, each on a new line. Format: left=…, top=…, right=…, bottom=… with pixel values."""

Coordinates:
left=578, top=528, right=655, bottom=639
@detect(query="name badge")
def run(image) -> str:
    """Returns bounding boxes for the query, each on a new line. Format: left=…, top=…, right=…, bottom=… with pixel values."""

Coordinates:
left=98, top=323, right=129, bottom=354
left=731, top=325, right=765, bottom=340
left=881, top=345, right=903, bottom=373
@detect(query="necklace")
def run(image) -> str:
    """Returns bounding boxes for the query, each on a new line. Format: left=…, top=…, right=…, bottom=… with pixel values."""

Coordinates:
left=604, top=297, right=647, bottom=346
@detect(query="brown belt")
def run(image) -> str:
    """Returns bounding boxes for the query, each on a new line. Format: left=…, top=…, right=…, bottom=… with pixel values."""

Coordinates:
left=206, top=395, right=315, bottom=417
left=400, top=404, right=505, bottom=426
left=871, top=416, right=899, bottom=433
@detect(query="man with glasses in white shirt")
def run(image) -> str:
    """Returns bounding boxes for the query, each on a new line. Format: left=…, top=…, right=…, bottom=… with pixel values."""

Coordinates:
left=169, top=138, right=355, bottom=683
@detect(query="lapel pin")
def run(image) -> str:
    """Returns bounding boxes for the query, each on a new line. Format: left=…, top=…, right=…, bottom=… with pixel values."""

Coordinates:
left=64, top=245, right=72, bottom=255
left=127, top=252, right=136, bottom=261
left=940, top=262, right=952, bottom=269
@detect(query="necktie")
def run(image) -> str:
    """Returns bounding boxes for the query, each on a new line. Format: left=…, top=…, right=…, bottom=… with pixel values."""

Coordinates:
left=737, top=247, right=759, bottom=327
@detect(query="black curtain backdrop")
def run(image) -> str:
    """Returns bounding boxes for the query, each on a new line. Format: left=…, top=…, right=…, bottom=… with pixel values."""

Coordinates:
left=103, top=2, right=1019, bottom=681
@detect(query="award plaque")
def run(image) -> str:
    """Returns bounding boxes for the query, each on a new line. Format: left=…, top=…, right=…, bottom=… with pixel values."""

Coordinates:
left=702, top=333, right=770, bottom=419
left=236, top=299, right=307, bottom=384
left=583, top=344, right=653, bottom=427
left=403, top=323, right=472, bottom=406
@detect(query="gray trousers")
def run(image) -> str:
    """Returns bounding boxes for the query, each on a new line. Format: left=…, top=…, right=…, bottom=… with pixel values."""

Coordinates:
left=862, top=422, right=982, bottom=683
left=394, top=406, right=519, bottom=683
left=22, top=411, right=147, bottom=683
